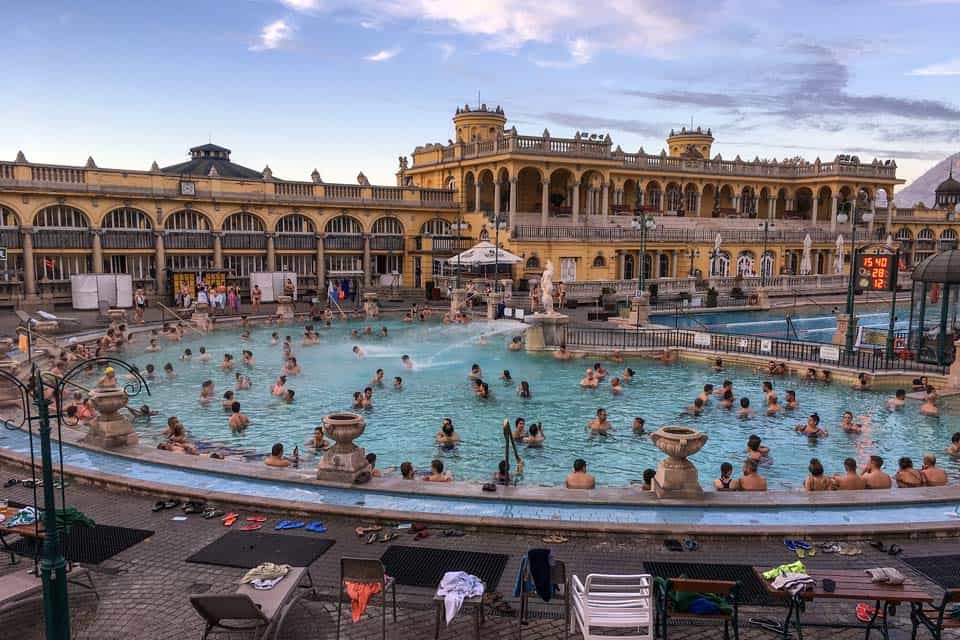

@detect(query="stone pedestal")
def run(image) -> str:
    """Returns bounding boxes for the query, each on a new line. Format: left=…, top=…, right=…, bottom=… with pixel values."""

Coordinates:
left=609, top=292, right=650, bottom=328
left=276, top=295, right=295, bottom=322
left=949, top=338, right=960, bottom=389
left=316, top=412, right=371, bottom=483
left=650, top=426, right=708, bottom=498
left=0, top=359, right=23, bottom=408
left=450, top=288, right=466, bottom=315
left=363, top=292, right=379, bottom=318
left=486, top=293, right=503, bottom=320
left=192, top=302, right=210, bottom=330
left=832, top=314, right=856, bottom=347
left=754, top=287, right=770, bottom=309
left=106, top=308, right=127, bottom=324
left=525, top=312, right=569, bottom=351
left=85, top=386, right=137, bottom=448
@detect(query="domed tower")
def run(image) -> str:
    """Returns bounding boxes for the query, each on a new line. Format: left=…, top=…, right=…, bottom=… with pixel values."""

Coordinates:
left=666, top=126, right=714, bottom=159
left=453, top=104, right=507, bottom=144
left=934, top=161, right=960, bottom=210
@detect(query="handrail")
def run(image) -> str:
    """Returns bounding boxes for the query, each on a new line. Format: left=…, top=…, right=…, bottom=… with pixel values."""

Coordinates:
left=155, top=303, right=204, bottom=335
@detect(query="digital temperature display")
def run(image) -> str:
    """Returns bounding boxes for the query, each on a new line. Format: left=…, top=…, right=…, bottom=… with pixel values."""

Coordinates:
left=855, top=253, right=896, bottom=291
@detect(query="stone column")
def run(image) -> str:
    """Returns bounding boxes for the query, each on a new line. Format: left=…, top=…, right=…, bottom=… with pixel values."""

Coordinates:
left=474, top=182, right=481, bottom=213
left=811, top=198, right=818, bottom=223
left=362, top=234, right=372, bottom=288
left=540, top=181, right=550, bottom=224
left=213, top=232, right=223, bottom=269
left=266, top=233, right=276, bottom=271
left=830, top=196, right=839, bottom=232
left=154, top=231, right=166, bottom=296
left=694, top=191, right=701, bottom=217
left=767, top=197, right=775, bottom=220
left=316, top=233, right=326, bottom=292
left=601, top=182, right=609, bottom=220
left=867, top=198, right=875, bottom=234
left=733, top=195, right=741, bottom=215
left=493, top=181, right=501, bottom=218
left=672, top=250, right=679, bottom=278
left=571, top=186, right=580, bottom=224
left=92, top=229, right=104, bottom=273
left=660, top=190, right=667, bottom=214
left=508, top=176, right=517, bottom=227
left=886, top=200, right=894, bottom=228
left=654, top=250, right=662, bottom=279
left=21, top=225, right=37, bottom=301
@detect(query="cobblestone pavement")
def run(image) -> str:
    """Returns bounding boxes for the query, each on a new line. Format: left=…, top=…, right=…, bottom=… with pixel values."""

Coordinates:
left=1, top=464, right=958, bottom=640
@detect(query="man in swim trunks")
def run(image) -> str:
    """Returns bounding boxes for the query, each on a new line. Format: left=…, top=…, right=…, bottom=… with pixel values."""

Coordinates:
left=565, top=459, right=596, bottom=489
left=739, top=459, right=767, bottom=491
left=861, top=455, right=892, bottom=489
left=588, top=408, right=612, bottom=433
left=833, top=457, right=867, bottom=490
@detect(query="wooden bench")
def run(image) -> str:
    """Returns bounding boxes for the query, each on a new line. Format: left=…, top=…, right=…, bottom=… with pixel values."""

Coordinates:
left=910, top=588, right=960, bottom=640
left=654, top=578, right=740, bottom=640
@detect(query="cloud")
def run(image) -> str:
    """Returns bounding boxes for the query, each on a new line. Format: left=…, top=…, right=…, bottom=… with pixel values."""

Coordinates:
left=910, top=58, right=960, bottom=76
left=537, top=112, right=668, bottom=138
left=365, top=49, right=398, bottom=62
left=568, top=38, right=592, bottom=65
left=279, top=0, right=320, bottom=12
left=439, top=42, right=455, bottom=61
left=250, top=19, right=295, bottom=51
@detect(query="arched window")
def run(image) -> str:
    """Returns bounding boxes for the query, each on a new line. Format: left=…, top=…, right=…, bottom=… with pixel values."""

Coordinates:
left=445, top=176, right=456, bottom=190
left=941, top=229, right=958, bottom=241
left=222, top=212, right=265, bottom=232
left=918, top=228, right=935, bottom=241
left=420, top=218, right=452, bottom=236
left=592, top=255, right=606, bottom=268
left=34, top=205, right=89, bottom=228
left=0, top=206, right=19, bottom=227
left=895, top=228, right=913, bottom=241
left=710, top=251, right=731, bottom=277
left=525, top=256, right=540, bottom=270
left=760, top=251, right=775, bottom=279
left=325, top=215, right=362, bottom=235
left=165, top=210, right=210, bottom=230
left=684, top=188, right=698, bottom=213
left=101, top=207, right=152, bottom=229
left=666, top=187, right=682, bottom=211
left=372, top=217, right=403, bottom=235
left=276, top=214, right=315, bottom=234
left=736, top=251, right=756, bottom=276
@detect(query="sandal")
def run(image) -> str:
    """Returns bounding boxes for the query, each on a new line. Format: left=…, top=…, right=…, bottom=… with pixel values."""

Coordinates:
left=887, top=544, right=903, bottom=556
left=542, top=535, right=569, bottom=544
left=380, top=532, right=399, bottom=543
left=246, top=515, right=267, bottom=523
left=366, top=532, right=378, bottom=544
left=222, top=512, right=239, bottom=527
left=202, top=508, right=223, bottom=519
left=683, top=538, right=700, bottom=551
left=442, top=529, right=465, bottom=537
left=163, top=499, right=181, bottom=510
left=355, top=525, right=382, bottom=536
left=275, top=520, right=305, bottom=530
left=183, top=501, right=205, bottom=514
left=239, top=523, right=262, bottom=532
left=151, top=501, right=167, bottom=513
left=305, top=521, right=327, bottom=533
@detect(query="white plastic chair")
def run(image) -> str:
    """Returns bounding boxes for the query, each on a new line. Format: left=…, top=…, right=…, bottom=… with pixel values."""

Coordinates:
left=569, top=573, right=653, bottom=640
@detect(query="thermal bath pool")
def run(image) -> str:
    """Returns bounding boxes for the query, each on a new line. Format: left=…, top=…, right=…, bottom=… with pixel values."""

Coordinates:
left=83, top=318, right=960, bottom=490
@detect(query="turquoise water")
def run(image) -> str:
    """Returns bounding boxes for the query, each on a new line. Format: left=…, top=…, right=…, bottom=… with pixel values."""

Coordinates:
left=76, top=318, right=960, bottom=489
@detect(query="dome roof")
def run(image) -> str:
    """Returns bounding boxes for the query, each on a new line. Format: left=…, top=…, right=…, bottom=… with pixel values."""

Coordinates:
left=911, top=249, right=960, bottom=284
left=160, top=143, right=264, bottom=180
left=935, top=167, right=960, bottom=195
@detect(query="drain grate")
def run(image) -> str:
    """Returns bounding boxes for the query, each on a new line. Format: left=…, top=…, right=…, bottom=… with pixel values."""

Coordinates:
left=187, top=583, right=212, bottom=594
left=380, top=546, right=509, bottom=590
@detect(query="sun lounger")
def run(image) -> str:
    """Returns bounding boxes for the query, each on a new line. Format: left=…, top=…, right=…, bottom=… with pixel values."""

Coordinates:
left=190, top=566, right=316, bottom=640
left=0, top=565, right=97, bottom=614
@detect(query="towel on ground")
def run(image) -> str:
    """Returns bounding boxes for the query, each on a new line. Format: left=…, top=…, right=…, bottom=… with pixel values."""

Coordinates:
left=771, top=572, right=815, bottom=596
left=436, top=571, right=484, bottom=624
left=240, top=563, right=290, bottom=584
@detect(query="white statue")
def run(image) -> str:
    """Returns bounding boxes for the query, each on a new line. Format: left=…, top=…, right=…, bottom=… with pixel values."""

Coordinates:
left=540, top=260, right=555, bottom=314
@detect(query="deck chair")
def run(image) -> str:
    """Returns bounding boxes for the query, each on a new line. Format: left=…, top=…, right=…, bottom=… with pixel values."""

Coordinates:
left=190, top=566, right=315, bottom=640
left=0, top=565, right=97, bottom=614
left=570, top=573, right=654, bottom=640
left=336, top=557, right=397, bottom=640
left=35, top=310, right=81, bottom=325
left=517, top=556, right=568, bottom=639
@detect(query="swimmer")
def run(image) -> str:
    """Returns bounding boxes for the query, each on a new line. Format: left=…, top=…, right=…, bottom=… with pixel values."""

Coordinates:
left=746, top=434, right=769, bottom=461
left=685, top=397, right=705, bottom=416
left=588, top=408, right=612, bottom=433
left=163, top=363, right=176, bottom=379
left=393, top=376, right=403, bottom=390
left=199, top=380, right=215, bottom=404
left=371, top=369, right=385, bottom=386
left=852, top=372, right=871, bottom=391
left=554, top=344, right=573, bottom=361
left=517, top=380, right=531, bottom=398
left=609, top=351, right=624, bottom=364
left=887, top=388, right=907, bottom=410
left=352, top=345, right=365, bottom=359
left=593, top=362, right=608, bottom=379
left=380, top=327, right=388, bottom=337
left=610, top=377, right=623, bottom=394
left=283, top=389, right=296, bottom=404
left=436, top=420, right=460, bottom=447
left=714, top=462, right=738, bottom=491
left=363, top=326, right=373, bottom=336
left=241, top=350, right=255, bottom=367
left=948, top=432, right=960, bottom=457
left=221, top=390, right=235, bottom=410
left=145, top=339, right=161, bottom=353
left=805, top=367, right=817, bottom=381
left=469, top=364, right=482, bottom=379
left=920, top=385, right=939, bottom=416
left=229, top=401, right=249, bottom=434
left=478, top=334, right=488, bottom=346
left=144, top=364, right=156, bottom=379
left=306, top=426, right=329, bottom=452
left=352, top=391, right=364, bottom=410
left=579, top=369, right=599, bottom=389
left=795, top=413, right=827, bottom=437
left=632, top=417, right=646, bottom=435
left=198, top=346, right=210, bottom=362
left=501, top=370, right=513, bottom=385
left=512, top=417, right=527, bottom=441
left=713, top=358, right=724, bottom=372
left=362, top=387, right=373, bottom=408
left=622, top=367, right=635, bottom=383
left=697, top=384, right=714, bottom=404
left=240, top=331, right=251, bottom=342
left=284, top=357, right=301, bottom=376
left=508, top=336, right=522, bottom=351
left=839, top=411, right=863, bottom=434
left=270, top=332, right=280, bottom=345
left=220, top=354, right=234, bottom=371
left=477, top=382, right=490, bottom=399
left=181, top=348, right=193, bottom=361
left=401, top=354, right=413, bottom=369
left=765, top=393, right=784, bottom=415
left=784, top=389, right=798, bottom=410
left=524, top=423, right=545, bottom=446
left=719, top=389, right=734, bottom=409
left=423, top=459, right=452, bottom=482
left=271, top=375, right=287, bottom=396
left=98, top=366, right=118, bottom=388
left=235, top=372, right=251, bottom=390
left=714, top=380, right=732, bottom=397
left=737, top=397, right=754, bottom=417
left=761, top=381, right=774, bottom=402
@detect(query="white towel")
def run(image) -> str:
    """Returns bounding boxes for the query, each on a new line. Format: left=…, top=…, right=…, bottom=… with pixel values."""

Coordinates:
left=771, top=572, right=815, bottom=596
left=436, top=571, right=485, bottom=624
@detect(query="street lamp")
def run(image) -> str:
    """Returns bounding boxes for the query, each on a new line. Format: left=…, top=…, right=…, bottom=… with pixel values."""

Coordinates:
left=757, top=221, right=775, bottom=287
left=493, top=213, right=507, bottom=293
left=631, top=214, right=656, bottom=295
left=686, top=248, right=700, bottom=278
left=837, top=205, right=874, bottom=355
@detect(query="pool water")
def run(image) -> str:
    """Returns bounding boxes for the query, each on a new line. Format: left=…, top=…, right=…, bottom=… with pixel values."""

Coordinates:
left=89, top=318, right=960, bottom=489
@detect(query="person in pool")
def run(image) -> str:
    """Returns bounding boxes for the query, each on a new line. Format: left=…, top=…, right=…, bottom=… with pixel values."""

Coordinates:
left=715, top=380, right=733, bottom=397
left=362, top=387, right=373, bottom=408
left=371, top=369, right=385, bottom=386
left=593, top=362, right=608, bottom=379
left=588, top=408, right=612, bottom=433
left=761, top=381, right=774, bottom=402
left=198, top=346, right=210, bottom=362
left=565, top=459, right=596, bottom=489
left=697, top=384, right=714, bottom=404
left=144, top=364, right=156, bottom=379
left=580, top=369, right=599, bottom=389
left=795, top=413, right=827, bottom=437
left=765, top=393, right=784, bottom=415
left=306, top=426, right=329, bottom=451
left=501, top=370, right=513, bottom=385
left=719, top=389, right=735, bottom=409
left=145, top=339, right=161, bottom=353
left=271, top=376, right=287, bottom=396
left=352, top=392, right=364, bottom=410
left=512, top=417, right=527, bottom=441
left=894, top=457, right=923, bottom=488
left=714, top=462, right=739, bottom=491
left=554, top=344, right=573, bottom=361
left=242, top=350, right=255, bottom=366
left=508, top=336, right=522, bottom=352
left=399, top=461, right=415, bottom=480
left=220, top=354, right=234, bottom=371
left=181, top=348, right=193, bottom=361
left=861, top=455, right=892, bottom=489
left=221, top=390, right=235, bottom=411
left=739, top=459, right=767, bottom=491
left=920, top=454, right=948, bottom=486
left=948, top=432, right=960, bottom=457
left=713, top=358, right=724, bottom=372
left=163, top=363, right=176, bottom=379
left=264, top=443, right=291, bottom=468
left=235, top=372, right=251, bottom=390
left=610, top=377, right=623, bottom=394
left=477, top=382, right=490, bottom=399
left=352, top=345, right=365, bottom=359
left=199, top=380, right=215, bottom=404
left=803, top=458, right=833, bottom=491
left=839, top=411, right=863, bottom=434
left=622, top=367, right=635, bottom=383
left=684, top=397, right=704, bottom=416
left=423, top=459, right=452, bottom=482
left=785, top=389, right=798, bottom=410
left=887, top=389, right=907, bottom=410
left=283, top=389, right=296, bottom=404
left=632, top=417, right=646, bottom=435
left=524, top=423, right=545, bottom=446
left=229, top=402, right=249, bottom=434
left=401, top=354, right=413, bottom=369
left=833, top=457, right=867, bottom=490
left=852, top=372, right=871, bottom=390
left=283, top=357, right=301, bottom=376
left=393, top=376, right=403, bottom=390
left=921, top=385, right=939, bottom=416
left=746, top=434, right=769, bottom=461
left=469, top=364, right=482, bottom=379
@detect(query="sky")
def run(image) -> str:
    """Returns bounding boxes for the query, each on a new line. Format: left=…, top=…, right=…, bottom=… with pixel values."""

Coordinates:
left=2, top=0, right=959, bottom=188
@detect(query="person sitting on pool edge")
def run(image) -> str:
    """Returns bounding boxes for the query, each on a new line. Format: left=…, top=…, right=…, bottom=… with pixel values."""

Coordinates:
left=920, top=454, right=948, bottom=486
left=588, top=408, right=612, bottom=433
left=423, top=459, right=452, bottom=482
left=861, top=455, right=892, bottom=489
left=739, top=459, right=767, bottom=491
left=831, top=457, right=867, bottom=490
left=714, top=462, right=739, bottom=491
left=894, top=457, right=923, bottom=488
left=566, top=459, right=596, bottom=490
left=803, top=458, right=833, bottom=491
left=264, top=443, right=291, bottom=468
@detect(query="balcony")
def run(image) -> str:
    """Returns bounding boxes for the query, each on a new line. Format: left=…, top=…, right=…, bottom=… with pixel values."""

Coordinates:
left=101, top=229, right=154, bottom=250
left=164, top=231, right=214, bottom=250
left=275, top=233, right=316, bottom=251
left=370, top=236, right=404, bottom=251
left=0, top=227, right=20, bottom=249
left=33, top=228, right=92, bottom=249
left=324, top=235, right=364, bottom=251
left=511, top=225, right=843, bottom=244
left=221, top=232, right=266, bottom=250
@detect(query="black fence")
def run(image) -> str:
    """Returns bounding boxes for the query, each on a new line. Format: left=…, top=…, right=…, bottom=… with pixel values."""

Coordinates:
left=563, top=326, right=949, bottom=374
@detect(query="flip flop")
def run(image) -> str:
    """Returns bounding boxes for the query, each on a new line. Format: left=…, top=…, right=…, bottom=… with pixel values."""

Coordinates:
left=683, top=539, right=700, bottom=551
left=887, top=544, right=903, bottom=556
left=664, top=539, right=684, bottom=552
left=856, top=603, right=883, bottom=623
left=379, top=532, right=399, bottom=542
left=275, top=520, right=305, bottom=530
left=222, top=512, right=239, bottom=527
left=413, top=530, right=431, bottom=541
left=183, top=501, right=205, bottom=514
left=366, top=532, right=378, bottom=544
left=305, top=521, right=327, bottom=533
left=163, top=499, right=181, bottom=510
left=442, top=529, right=465, bottom=537
left=783, top=540, right=798, bottom=551
left=239, top=524, right=262, bottom=532
left=2, top=479, right=17, bottom=488
left=355, top=525, right=382, bottom=536
left=794, top=540, right=812, bottom=550
left=246, top=515, right=267, bottom=523
left=541, top=535, right=569, bottom=544
left=151, top=501, right=167, bottom=512
left=870, top=540, right=887, bottom=552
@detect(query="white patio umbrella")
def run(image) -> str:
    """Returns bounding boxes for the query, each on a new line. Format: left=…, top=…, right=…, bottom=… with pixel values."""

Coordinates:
left=886, top=234, right=895, bottom=250
left=712, top=233, right=722, bottom=275
left=834, top=234, right=845, bottom=274
left=800, top=234, right=812, bottom=275
left=445, top=241, right=524, bottom=267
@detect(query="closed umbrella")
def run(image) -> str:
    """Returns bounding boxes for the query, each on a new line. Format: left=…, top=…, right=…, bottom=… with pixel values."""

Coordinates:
left=800, top=234, right=812, bottom=275
left=834, top=234, right=845, bottom=274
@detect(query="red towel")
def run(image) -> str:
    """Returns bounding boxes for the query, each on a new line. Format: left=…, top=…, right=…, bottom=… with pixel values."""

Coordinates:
left=345, top=581, right=383, bottom=622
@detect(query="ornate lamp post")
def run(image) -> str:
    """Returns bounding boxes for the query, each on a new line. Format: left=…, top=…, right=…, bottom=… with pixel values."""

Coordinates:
left=837, top=204, right=875, bottom=354
left=631, top=214, right=656, bottom=295
left=686, top=248, right=700, bottom=278
left=757, top=221, right=775, bottom=287
left=493, top=213, right=507, bottom=293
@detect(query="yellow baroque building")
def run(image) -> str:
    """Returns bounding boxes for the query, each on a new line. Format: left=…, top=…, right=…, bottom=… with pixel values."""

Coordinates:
left=1, top=105, right=958, bottom=307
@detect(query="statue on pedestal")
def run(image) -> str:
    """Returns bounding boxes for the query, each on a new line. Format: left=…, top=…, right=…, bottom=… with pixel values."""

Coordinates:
left=540, top=260, right=556, bottom=314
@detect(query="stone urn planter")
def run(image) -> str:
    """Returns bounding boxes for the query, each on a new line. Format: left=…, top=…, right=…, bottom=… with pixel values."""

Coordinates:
left=316, top=412, right=371, bottom=483
left=85, top=385, right=138, bottom=448
left=650, top=425, right=708, bottom=498
left=276, top=295, right=295, bottom=322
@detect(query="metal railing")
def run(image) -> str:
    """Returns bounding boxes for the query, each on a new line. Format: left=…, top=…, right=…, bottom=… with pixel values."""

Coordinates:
left=221, top=232, right=267, bottom=250
left=370, top=236, right=404, bottom=251
left=324, top=235, right=364, bottom=251
left=163, top=231, right=214, bottom=250
left=101, top=230, right=154, bottom=250
left=32, top=228, right=93, bottom=249
left=513, top=225, right=846, bottom=244
left=275, top=233, right=316, bottom=251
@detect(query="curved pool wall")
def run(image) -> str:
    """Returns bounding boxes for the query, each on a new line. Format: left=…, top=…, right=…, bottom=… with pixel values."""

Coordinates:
left=2, top=428, right=959, bottom=532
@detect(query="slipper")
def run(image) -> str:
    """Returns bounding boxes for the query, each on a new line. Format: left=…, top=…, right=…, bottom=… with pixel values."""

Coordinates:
left=222, top=513, right=239, bottom=527
left=683, top=539, right=699, bottom=552
left=246, top=515, right=267, bottom=523
left=275, top=520, right=305, bottom=530
left=202, top=508, right=223, bottom=519
left=239, top=524, right=262, bottom=532
left=887, top=544, right=903, bottom=556
left=664, top=539, right=684, bottom=552
left=414, top=530, right=431, bottom=541
left=442, top=529, right=465, bottom=537
left=151, top=501, right=167, bottom=512
left=305, top=521, right=327, bottom=533
left=3, top=479, right=17, bottom=488
left=163, top=499, right=181, bottom=510
left=380, top=532, right=399, bottom=542
left=819, top=543, right=842, bottom=554
left=366, top=532, right=378, bottom=544
left=856, top=603, right=883, bottom=623
left=183, top=502, right=205, bottom=514
left=794, top=540, right=812, bottom=551
left=870, top=541, right=887, bottom=553
left=541, top=535, right=568, bottom=544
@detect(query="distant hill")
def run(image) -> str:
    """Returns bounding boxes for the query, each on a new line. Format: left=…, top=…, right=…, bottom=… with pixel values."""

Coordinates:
left=895, top=152, right=959, bottom=207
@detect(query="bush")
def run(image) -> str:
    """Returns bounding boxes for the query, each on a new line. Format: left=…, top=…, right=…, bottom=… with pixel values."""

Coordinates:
left=706, top=287, right=719, bottom=308
left=730, top=287, right=745, bottom=300
left=648, top=283, right=659, bottom=303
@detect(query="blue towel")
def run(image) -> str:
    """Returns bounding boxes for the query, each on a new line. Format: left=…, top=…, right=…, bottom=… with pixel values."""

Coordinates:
left=688, top=597, right=721, bottom=616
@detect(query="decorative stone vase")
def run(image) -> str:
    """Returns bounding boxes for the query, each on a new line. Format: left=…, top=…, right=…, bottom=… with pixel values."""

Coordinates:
left=316, top=412, right=371, bottom=483
left=650, top=426, right=708, bottom=498
left=192, top=302, right=210, bottom=330
left=363, top=292, right=379, bottom=318
left=106, top=308, right=127, bottom=323
left=276, top=295, right=295, bottom=322
left=85, top=386, right=138, bottom=448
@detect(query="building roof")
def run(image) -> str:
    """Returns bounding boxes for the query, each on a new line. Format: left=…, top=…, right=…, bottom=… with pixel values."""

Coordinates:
left=911, top=249, right=960, bottom=284
left=159, top=143, right=264, bottom=180
left=935, top=167, right=960, bottom=196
